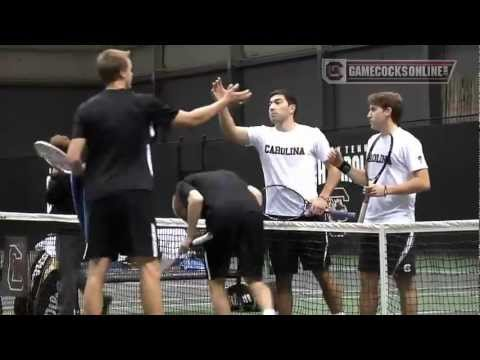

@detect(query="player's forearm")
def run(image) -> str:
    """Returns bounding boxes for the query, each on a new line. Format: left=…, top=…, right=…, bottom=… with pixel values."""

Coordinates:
left=331, top=156, right=368, bottom=186
left=347, top=168, right=369, bottom=186
left=187, top=199, right=204, bottom=238
left=248, top=186, right=263, bottom=208
left=67, top=139, right=86, bottom=176
left=219, top=108, right=243, bottom=144
left=386, top=177, right=431, bottom=196
left=185, top=98, right=230, bottom=127
left=320, top=165, right=342, bottom=199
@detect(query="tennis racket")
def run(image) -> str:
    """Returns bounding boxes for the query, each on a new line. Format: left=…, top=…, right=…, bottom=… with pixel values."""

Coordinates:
left=159, top=232, right=213, bottom=272
left=34, top=141, right=72, bottom=174
left=358, top=134, right=394, bottom=223
left=262, top=185, right=356, bottom=221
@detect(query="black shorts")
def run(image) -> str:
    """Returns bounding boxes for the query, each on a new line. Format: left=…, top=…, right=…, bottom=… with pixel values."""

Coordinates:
left=204, top=211, right=265, bottom=280
left=358, top=233, right=416, bottom=276
left=85, top=190, right=159, bottom=261
left=266, top=217, right=331, bottom=276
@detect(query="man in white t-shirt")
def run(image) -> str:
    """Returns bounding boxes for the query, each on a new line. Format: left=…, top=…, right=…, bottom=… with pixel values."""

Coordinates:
left=328, top=92, right=431, bottom=315
left=211, top=79, right=344, bottom=315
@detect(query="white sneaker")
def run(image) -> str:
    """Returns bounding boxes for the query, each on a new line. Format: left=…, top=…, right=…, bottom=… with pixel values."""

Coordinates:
left=262, top=309, right=277, bottom=316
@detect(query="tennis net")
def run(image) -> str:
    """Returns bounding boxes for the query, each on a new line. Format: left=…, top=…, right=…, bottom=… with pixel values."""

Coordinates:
left=0, top=213, right=478, bottom=315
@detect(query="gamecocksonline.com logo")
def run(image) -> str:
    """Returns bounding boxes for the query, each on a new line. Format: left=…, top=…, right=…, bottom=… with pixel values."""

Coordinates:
left=322, top=59, right=456, bottom=84
left=325, top=60, right=346, bottom=82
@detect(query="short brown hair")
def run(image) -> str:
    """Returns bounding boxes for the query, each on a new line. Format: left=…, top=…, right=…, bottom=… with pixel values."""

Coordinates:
left=96, top=49, right=131, bottom=85
left=50, top=135, right=70, bottom=152
left=368, top=92, right=403, bottom=124
left=269, top=89, right=299, bottom=119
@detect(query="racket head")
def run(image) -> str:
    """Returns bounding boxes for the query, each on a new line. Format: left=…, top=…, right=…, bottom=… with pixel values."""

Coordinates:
left=34, top=141, right=72, bottom=174
left=157, top=228, right=186, bottom=271
left=262, top=185, right=309, bottom=220
left=359, top=133, right=394, bottom=223
left=365, top=133, right=394, bottom=184
left=159, top=232, right=212, bottom=272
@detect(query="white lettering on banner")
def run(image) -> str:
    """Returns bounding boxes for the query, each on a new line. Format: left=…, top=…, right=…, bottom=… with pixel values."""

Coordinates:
left=349, top=65, right=451, bottom=79
left=351, top=155, right=363, bottom=173
left=32, top=253, right=50, bottom=281
left=318, top=161, right=327, bottom=185
left=46, top=168, right=53, bottom=214
left=7, top=245, right=24, bottom=292
left=44, top=295, right=58, bottom=315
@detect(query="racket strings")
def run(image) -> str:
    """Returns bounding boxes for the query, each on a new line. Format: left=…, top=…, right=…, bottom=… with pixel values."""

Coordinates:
left=366, top=134, right=394, bottom=185
left=263, top=186, right=308, bottom=219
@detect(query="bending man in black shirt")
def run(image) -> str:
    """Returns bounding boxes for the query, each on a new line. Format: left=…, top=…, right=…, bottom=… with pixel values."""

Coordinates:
left=66, top=49, right=252, bottom=315
left=172, top=170, right=275, bottom=315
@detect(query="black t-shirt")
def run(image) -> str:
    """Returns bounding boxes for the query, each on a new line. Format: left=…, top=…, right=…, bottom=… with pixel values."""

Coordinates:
left=46, top=173, right=75, bottom=215
left=72, top=89, right=178, bottom=201
left=176, top=170, right=261, bottom=224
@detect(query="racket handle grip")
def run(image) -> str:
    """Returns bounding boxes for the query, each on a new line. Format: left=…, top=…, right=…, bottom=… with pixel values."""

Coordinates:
left=328, top=210, right=357, bottom=221
left=358, top=203, right=368, bottom=223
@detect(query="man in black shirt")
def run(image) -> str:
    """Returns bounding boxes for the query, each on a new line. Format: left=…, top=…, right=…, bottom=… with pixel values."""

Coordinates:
left=66, top=49, right=252, bottom=315
left=46, top=137, right=76, bottom=215
left=172, top=170, right=275, bottom=315
left=46, top=135, right=111, bottom=315
left=47, top=135, right=84, bottom=315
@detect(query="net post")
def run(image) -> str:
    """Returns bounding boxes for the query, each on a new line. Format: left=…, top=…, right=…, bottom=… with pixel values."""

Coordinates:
left=378, top=226, right=389, bottom=315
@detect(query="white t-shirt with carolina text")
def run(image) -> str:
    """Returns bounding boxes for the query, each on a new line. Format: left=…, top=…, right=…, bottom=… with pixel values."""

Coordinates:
left=365, top=127, right=428, bottom=224
left=247, top=124, right=331, bottom=217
